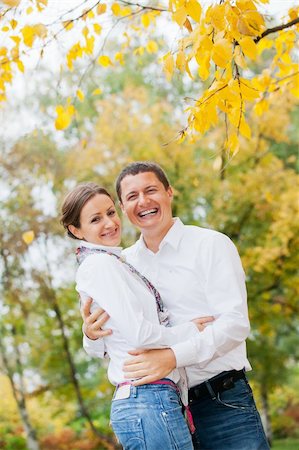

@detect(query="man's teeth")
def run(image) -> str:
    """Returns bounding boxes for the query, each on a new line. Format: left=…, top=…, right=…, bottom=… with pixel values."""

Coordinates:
left=139, top=209, right=157, bottom=217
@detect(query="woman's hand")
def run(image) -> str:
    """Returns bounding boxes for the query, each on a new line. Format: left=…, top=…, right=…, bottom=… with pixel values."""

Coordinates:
left=192, top=316, right=215, bottom=331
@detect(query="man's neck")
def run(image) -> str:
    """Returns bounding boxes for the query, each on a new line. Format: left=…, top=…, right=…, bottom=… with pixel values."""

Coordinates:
left=142, top=219, right=175, bottom=253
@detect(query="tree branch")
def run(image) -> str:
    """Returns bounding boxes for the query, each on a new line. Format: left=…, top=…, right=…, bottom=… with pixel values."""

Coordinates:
left=255, top=17, right=299, bottom=44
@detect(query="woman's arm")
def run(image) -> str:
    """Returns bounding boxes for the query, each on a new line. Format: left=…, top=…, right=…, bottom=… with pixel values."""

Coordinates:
left=77, top=253, right=200, bottom=349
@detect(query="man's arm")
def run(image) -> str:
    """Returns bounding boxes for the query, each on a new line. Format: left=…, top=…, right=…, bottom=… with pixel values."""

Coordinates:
left=122, top=317, right=213, bottom=385
left=81, top=297, right=111, bottom=358
left=81, top=297, right=112, bottom=339
left=123, top=233, right=250, bottom=384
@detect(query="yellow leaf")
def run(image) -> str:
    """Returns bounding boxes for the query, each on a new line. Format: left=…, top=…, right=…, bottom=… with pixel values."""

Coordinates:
left=142, top=13, right=150, bottom=28
left=239, top=79, right=260, bottom=100
left=10, top=19, right=18, bottom=29
left=2, top=27, right=10, bottom=32
left=198, top=56, right=210, bottom=80
left=92, top=88, right=102, bottom=96
left=172, top=6, right=187, bottom=27
left=55, top=104, right=75, bottom=130
left=239, top=116, right=251, bottom=138
left=237, top=11, right=265, bottom=37
left=34, top=24, right=47, bottom=39
left=76, top=89, right=84, bottom=102
left=209, top=4, right=226, bottom=31
left=2, top=0, right=21, bottom=6
left=63, top=20, right=73, bottom=30
left=163, top=53, right=174, bottom=81
left=226, top=133, right=240, bottom=155
left=21, top=25, right=35, bottom=47
left=115, top=52, right=124, bottom=65
left=289, top=7, right=299, bottom=21
left=97, top=3, right=107, bottom=14
left=239, top=36, right=258, bottom=60
left=176, top=50, right=186, bottom=72
left=183, top=18, right=193, bottom=33
left=146, top=40, right=158, bottom=54
left=256, top=37, right=273, bottom=55
left=185, top=0, right=202, bottom=22
left=97, top=55, right=112, bottom=67
left=211, top=38, right=232, bottom=68
left=253, top=98, right=269, bottom=116
left=26, top=6, right=33, bottom=14
left=16, top=59, right=24, bottom=73
left=22, top=231, right=35, bottom=245
left=234, top=45, right=247, bottom=68
left=111, top=3, right=121, bottom=16
left=93, top=23, right=102, bottom=35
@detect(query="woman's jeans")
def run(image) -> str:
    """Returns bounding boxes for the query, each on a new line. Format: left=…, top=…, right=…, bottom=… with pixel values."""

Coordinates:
left=190, top=376, right=270, bottom=450
left=110, top=383, right=193, bottom=450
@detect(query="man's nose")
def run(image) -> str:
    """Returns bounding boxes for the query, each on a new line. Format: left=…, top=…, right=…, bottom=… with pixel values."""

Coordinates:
left=137, top=193, right=149, bottom=205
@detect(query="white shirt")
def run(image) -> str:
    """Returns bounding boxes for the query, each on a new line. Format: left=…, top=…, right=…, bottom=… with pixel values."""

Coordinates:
left=76, top=240, right=199, bottom=386
left=83, top=219, right=251, bottom=387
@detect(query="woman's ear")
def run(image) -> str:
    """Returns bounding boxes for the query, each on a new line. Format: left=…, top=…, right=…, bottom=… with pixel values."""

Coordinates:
left=68, top=225, right=83, bottom=240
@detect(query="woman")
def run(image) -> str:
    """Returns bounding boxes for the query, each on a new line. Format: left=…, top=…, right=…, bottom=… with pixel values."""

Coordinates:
left=61, top=182, right=206, bottom=450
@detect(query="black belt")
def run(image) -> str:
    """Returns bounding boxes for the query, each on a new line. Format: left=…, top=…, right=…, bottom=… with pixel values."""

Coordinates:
left=188, top=369, right=246, bottom=404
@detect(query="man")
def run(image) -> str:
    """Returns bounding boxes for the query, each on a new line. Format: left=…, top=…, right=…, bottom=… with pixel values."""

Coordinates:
left=82, top=161, right=269, bottom=450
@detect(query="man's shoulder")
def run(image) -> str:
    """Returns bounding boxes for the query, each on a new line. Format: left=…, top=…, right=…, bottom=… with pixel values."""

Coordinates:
left=181, top=223, right=227, bottom=242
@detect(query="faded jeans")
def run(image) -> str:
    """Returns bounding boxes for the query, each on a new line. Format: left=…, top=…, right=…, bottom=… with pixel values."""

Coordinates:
left=110, top=382, right=193, bottom=450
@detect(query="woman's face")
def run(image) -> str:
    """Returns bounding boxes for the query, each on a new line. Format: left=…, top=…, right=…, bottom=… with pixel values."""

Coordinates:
left=70, top=194, right=122, bottom=246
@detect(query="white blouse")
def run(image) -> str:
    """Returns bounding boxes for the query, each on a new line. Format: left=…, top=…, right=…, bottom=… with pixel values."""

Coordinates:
left=76, top=240, right=199, bottom=386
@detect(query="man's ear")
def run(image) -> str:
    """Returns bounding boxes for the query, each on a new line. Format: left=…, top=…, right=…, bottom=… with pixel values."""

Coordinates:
left=68, top=225, right=83, bottom=240
left=167, top=186, right=174, bottom=201
left=119, top=201, right=126, bottom=214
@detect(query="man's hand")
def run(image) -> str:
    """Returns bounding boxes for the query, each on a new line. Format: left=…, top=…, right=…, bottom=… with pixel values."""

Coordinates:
left=123, top=348, right=176, bottom=386
left=192, top=315, right=214, bottom=331
left=81, top=297, right=112, bottom=340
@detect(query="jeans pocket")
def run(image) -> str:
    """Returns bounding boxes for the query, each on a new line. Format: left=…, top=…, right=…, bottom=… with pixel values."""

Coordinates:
left=215, top=380, right=255, bottom=410
left=111, top=417, right=146, bottom=450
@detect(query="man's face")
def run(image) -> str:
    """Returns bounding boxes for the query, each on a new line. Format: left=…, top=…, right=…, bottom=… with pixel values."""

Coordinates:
left=119, top=171, right=174, bottom=235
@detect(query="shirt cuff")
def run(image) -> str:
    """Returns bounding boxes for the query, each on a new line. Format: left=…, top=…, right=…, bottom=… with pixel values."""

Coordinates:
left=171, top=339, right=199, bottom=368
left=83, top=333, right=105, bottom=358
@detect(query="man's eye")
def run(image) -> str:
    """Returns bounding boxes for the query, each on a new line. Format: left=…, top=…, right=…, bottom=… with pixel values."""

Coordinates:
left=127, top=195, right=137, bottom=201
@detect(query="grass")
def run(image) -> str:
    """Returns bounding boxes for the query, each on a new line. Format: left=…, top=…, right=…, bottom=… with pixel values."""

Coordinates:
left=272, top=438, right=299, bottom=450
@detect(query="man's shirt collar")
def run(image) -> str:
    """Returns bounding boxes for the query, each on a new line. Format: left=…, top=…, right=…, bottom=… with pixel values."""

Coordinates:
left=137, top=218, right=184, bottom=252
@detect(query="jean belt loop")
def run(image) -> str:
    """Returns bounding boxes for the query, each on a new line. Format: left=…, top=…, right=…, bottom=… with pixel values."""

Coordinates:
left=205, top=380, right=217, bottom=400
left=131, top=384, right=137, bottom=398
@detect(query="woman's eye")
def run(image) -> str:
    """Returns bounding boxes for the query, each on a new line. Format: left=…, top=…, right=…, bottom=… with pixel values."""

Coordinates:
left=108, top=210, right=116, bottom=216
left=91, top=217, right=100, bottom=223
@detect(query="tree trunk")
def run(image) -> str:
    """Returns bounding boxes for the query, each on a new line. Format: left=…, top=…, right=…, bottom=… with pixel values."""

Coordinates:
left=0, top=329, right=40, bottom=450
left=50, top=292, right=116, bottom=448
left=260, top=385, right=273, bottom=447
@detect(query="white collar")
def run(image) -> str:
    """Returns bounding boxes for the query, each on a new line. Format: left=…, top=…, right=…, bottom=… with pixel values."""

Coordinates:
left=137, top=218, right=184, bottom=252
left=77, top=240, right=123, bottom=257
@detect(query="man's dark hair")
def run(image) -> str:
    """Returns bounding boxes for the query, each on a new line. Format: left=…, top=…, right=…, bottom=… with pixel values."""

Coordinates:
left=116, top=161, right=170, bottom=202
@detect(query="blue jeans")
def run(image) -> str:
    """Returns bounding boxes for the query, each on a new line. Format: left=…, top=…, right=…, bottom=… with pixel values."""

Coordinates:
left=190, top=376, right=270, bottom=450
left=110, top=382, right=194, bottom=450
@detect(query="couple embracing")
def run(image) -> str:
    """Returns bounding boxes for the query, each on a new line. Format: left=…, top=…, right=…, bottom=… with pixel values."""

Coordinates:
left=61, top=161, right=269, bottom=450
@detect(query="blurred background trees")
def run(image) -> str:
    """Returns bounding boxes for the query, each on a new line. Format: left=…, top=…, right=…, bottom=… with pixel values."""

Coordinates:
left=0, top=1, right=298, bottom=449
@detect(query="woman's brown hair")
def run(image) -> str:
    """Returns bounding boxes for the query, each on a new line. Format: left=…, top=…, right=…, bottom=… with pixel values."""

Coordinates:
left=60, top=183, right=113, bottom=240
